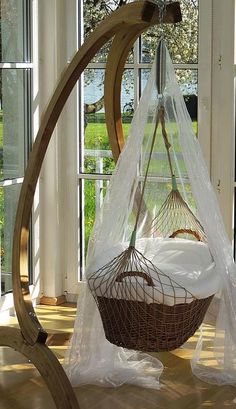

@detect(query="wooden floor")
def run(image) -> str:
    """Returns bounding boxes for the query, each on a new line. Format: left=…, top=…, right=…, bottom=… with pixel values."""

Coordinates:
left=1, top=304, right=236, bottom=409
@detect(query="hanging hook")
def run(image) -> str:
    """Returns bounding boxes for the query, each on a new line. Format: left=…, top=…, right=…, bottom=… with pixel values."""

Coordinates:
left=159, top=1, right=166, bottom=39
left=153, top=0, right=167, bottom=39
left=156, top=39, right=166, bottom=97
left=155, top=0, right=167, bottom=97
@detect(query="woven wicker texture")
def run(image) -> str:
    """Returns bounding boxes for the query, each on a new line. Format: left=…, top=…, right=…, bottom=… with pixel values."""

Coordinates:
left=97, top=295, right=214, bottom=352
left=88, top=246, right=213, bottom=351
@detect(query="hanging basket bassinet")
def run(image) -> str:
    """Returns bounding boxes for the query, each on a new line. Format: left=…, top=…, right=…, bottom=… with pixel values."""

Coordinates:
left=96, top=295, right=214, bottom=352
left=88, top=238, right=215, bottom=352
left=87, top=40, right=219, bottom=352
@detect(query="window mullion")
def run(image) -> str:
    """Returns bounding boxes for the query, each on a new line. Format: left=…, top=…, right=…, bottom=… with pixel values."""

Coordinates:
left=133, top=38, right=140, bottom=108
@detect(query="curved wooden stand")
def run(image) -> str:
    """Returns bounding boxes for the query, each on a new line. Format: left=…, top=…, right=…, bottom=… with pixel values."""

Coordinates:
left=0, top=327, right=79, bottom=409
left=0, top=2, right=181, bottom=408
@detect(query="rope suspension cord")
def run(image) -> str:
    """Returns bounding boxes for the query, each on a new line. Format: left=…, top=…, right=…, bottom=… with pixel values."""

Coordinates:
left=130, top=20, right=177, bottom=245
left=156, top=31, right=178, bottom=191
left=155, top=3, right=178, bottom=191
left=159, top=106, right=175, bottom=180
left=129, top=107, right=161, bottom=247
left=129, top=1, right=169, bottom=247
left=159, top=104, right=179, bottom=191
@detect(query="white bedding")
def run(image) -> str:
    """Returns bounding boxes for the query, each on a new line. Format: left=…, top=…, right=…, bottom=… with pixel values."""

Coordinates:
left=88, top=238, right=222, bottom=306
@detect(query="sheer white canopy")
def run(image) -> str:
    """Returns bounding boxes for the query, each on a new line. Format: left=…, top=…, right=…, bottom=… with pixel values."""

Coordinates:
left=64, top=43, right=236, bottom=388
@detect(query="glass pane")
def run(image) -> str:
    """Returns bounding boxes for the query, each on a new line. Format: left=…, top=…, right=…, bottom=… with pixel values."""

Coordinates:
left=141, top=0, right=198, bottom=64
left=139, top=116, right=188, bottom=182
left=89, top=41, right=112, bottom=64
left=143, top=180, right=197, bottom=225
left=0, top=0, right=26, bottom=62
left=84, top=0, right=132, bottom=37
left=141, top=68, right=151, bottom=93
left=83, top=68, right=114, bottom=174
left=0, top=69, right=28, bottom=180
left=176, top=68, right=198, bottom=131
left=1, top=183, right=21, bottom=295
left=83, top=68, right=134, bottom=174
left=121, top=68, right=134, bottom=139
left=141, top=68, right=198, bottom=131
left=84, top=179, right=109, bottom=259
left=83, top=1, right=133, bottom=63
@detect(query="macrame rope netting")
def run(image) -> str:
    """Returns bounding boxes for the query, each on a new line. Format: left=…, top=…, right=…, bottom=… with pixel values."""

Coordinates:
left=88, top=244, right=214, bottom=352
left=141, top=101, right=206, bottom=241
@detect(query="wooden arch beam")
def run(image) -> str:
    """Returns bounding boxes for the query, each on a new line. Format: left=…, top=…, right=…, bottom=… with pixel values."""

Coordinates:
left=11, top=0, right=181, bottom=347
left=0, top=2, right=181, bottom=408
left=12, top=1, right=156, bottom=346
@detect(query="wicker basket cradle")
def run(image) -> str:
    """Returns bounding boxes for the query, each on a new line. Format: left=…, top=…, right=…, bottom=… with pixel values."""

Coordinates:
left=97, top=290, right=213, bottom=352
left=88, top=244, right=215, bottom=353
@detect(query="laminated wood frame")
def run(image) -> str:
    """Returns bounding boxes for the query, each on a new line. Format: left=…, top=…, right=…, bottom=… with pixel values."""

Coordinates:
left=0, top=2, right=181, bottom=408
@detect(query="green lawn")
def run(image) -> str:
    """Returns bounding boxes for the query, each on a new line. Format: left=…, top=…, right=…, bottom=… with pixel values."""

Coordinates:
left=85, top=122, right=132, bottom=149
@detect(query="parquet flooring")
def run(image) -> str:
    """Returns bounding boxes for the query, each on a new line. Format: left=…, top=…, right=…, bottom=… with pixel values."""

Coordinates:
left=1, top=304, right=236, bottom=409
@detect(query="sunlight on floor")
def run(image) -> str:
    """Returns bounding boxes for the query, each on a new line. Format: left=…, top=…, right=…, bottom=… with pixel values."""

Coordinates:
left=1, top=304, right=236, bottom=409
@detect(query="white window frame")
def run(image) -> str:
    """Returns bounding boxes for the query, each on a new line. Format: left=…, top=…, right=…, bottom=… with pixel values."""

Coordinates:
left=211, top=0, right=235, bottom=241
left=0, top=0, right=33, bottom=312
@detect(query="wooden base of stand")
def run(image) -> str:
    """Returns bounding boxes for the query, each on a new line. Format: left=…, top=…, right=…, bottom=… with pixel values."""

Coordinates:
left=0, top=327, right=79, bottom=409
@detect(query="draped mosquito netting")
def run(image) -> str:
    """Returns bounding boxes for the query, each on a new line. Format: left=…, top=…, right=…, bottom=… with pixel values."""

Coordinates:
left=64, top=40, right=236, bottom=388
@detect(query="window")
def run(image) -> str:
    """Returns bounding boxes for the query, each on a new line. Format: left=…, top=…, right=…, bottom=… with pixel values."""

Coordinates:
left=0, top=1, right=233, bottom=301
left=0, top=0, right=32, bottom=295
left=78, top=0, right=208, bottom=277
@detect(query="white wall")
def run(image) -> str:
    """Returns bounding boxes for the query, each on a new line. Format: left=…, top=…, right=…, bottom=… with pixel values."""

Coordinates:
left=36, top=0, right=79, bottom=299
left=211, top=0, right=235, bottom=240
